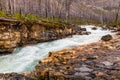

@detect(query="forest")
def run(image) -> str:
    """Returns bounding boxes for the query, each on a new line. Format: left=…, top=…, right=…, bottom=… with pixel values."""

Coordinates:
left=0, top=0, right=120, bottom=23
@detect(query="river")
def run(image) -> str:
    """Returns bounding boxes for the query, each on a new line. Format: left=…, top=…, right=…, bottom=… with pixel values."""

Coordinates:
left=0, top=25, right=112, bottom=73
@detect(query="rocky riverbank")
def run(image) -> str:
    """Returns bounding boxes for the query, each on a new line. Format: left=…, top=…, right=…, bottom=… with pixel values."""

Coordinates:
left=29, top=34, right=120, bottom=80
left=0, top=18, right=89, bottom=53
left=0, top=34, right=120, bottom=80
left=0, top=18, right=120, bottom=80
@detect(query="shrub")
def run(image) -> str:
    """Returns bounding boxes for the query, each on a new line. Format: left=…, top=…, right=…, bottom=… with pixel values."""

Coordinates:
left=0, top=10, right=7, bottom=17
left=26, top=14, right=38, bottom=22
left=12, top=13, right=25, bottom=20
left=106, top=20, right=120, bottom=27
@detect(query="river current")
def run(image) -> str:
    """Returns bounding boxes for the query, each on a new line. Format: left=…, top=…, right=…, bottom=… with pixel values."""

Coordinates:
left=0, top=25, right=111, bottom=73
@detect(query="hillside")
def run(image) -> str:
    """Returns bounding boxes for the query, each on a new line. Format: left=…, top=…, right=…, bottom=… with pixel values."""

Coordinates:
left=0, top=0, right=120, bottom=23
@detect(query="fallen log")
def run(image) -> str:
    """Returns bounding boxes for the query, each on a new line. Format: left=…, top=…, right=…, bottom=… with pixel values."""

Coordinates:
left=0, top=17, right=21, bottom=26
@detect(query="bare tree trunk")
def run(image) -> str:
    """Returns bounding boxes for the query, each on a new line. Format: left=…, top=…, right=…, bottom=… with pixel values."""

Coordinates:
left=8, top=0, right=12, bottom=15
left=65, top=0, right=73, bottom=23
left=45, top=0, right=48, bottom=18
left=0, top=0, right=2, bottom=10
left=38, top=0, right=41, bottom=16
left=115, top=2, right=120, bottom=23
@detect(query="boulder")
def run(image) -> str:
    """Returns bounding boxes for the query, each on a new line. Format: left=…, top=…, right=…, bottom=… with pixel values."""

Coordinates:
left=102, top=26, right=108, bottom=30
left=92, top=27, right=97, bottom=30
left=101, top=34, right=112, bottom=41
left=81, top=28, right=86, bottom=31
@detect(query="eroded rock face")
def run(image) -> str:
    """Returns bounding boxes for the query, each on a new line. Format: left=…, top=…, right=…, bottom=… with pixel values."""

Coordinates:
left=0, top=26, right=21, bottom=53
left=0, top=19, right=89, bottom=53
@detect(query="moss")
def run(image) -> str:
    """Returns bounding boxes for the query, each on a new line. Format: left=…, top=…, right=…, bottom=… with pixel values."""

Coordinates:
left=12, top=13, right=26, bottom=20
left=12, top=13, right=38, bottom=23
left=36, top=20, right=70, bottom=30
left=26, top=14, right=38, bottom=22
left=70, top=19, right=100, bottom=25
left=106, top=20, right=120, bottom=27
left=0, top=10, right=7, bottom=17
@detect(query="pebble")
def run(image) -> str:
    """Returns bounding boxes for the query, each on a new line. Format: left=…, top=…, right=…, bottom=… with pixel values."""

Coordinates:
left=102, top=61, right=113, bottom=66
left=74, top=72, right=89, bottom=77
left=74, top=66, right=93, bottom=72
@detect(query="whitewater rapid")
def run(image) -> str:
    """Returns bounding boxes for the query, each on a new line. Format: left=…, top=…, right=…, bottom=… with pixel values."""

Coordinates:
left=0, top=25, right=112, bottom=73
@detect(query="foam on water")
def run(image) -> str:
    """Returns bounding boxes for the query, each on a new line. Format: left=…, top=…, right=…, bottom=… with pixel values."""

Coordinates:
left=0, top=25, right=111, bottom=73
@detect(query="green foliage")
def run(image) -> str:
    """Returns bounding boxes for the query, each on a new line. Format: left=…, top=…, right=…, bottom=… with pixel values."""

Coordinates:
left=53, top=18, right=60, bottom=22
left=41, top=22, right=56, bottom=28
left=39, top=17, right=61, bottom=23
left=70, top=19, right=99, bottom=25
left=0, top=10, right=7, bottom=17
left=106, top=20, right=120, bottom=27
left=12, top=13, right=38, bottom=23
left=115, top=20, right=120, bottom=25
left=39, top=17, right=51, bottom=22
left=12, top=13, right=25, bottom=20
left=26, top=14, right=38, bottom=22
left=0, top=10, right=104, bottom=26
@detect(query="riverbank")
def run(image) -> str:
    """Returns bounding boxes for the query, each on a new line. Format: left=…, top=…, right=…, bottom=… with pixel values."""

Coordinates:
left=0, top=33, right=119, bottom=80
left=0, top=18, right=89, bottom=53
left=30, top=33, right=120, bottom=80
left=0, top=18, right=120, bottom=80
left=0, top=30, right=119, bottom=80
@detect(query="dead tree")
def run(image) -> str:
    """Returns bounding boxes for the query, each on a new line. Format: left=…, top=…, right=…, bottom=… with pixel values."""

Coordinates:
left=65, top=0, right=73, bottom=23
left=115, top=2, right=120, bottom=23
left=45, top=0, right=48, bottom=18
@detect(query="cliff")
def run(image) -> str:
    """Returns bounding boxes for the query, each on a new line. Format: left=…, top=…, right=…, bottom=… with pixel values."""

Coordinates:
left=0, top=18, right=89, bottom=53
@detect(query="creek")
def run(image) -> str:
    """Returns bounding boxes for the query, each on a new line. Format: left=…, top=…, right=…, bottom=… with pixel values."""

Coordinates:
left=0, top=25, right=112, bottom=73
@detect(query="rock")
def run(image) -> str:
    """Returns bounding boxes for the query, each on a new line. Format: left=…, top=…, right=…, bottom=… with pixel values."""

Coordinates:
left=40, top=57, right=53, bottom=63
left=81, top=57, right=87, bottom=61
left=81, top=31, right=89, bottom=35
left=86, top=32, right=91, bottom=35
left=92, top=27, right=97, bottom=30
left=32, top=34, right=120, bottom=80
left=102, top=61, right=113, bottom=66
left=101, top=34, right=112, bottom=41
left=81, top=28, right=86, bottom=31
left=74, top=65, right=93, bottom=72
left=0, top=20, right=89, bottom=53
left=0, top=73, right=33, bottom=80
left=74, top=72, right=89, bottom=77
left=102, top=26, right=108, bottom=30
left=95, top=72, right=104, bottom=77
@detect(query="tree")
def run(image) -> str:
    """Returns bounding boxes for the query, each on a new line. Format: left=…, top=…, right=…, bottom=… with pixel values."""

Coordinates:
left=65, top=0, right=73, bottom=22
left=44, top=0, right=49, bottom=18
left=8, top=0, right=12, bottom=14
left=0, top=0, right=2, bottom=10
left=38, top=0, right=42, bottom=16
left=115, top=2, right=120, bottom=23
